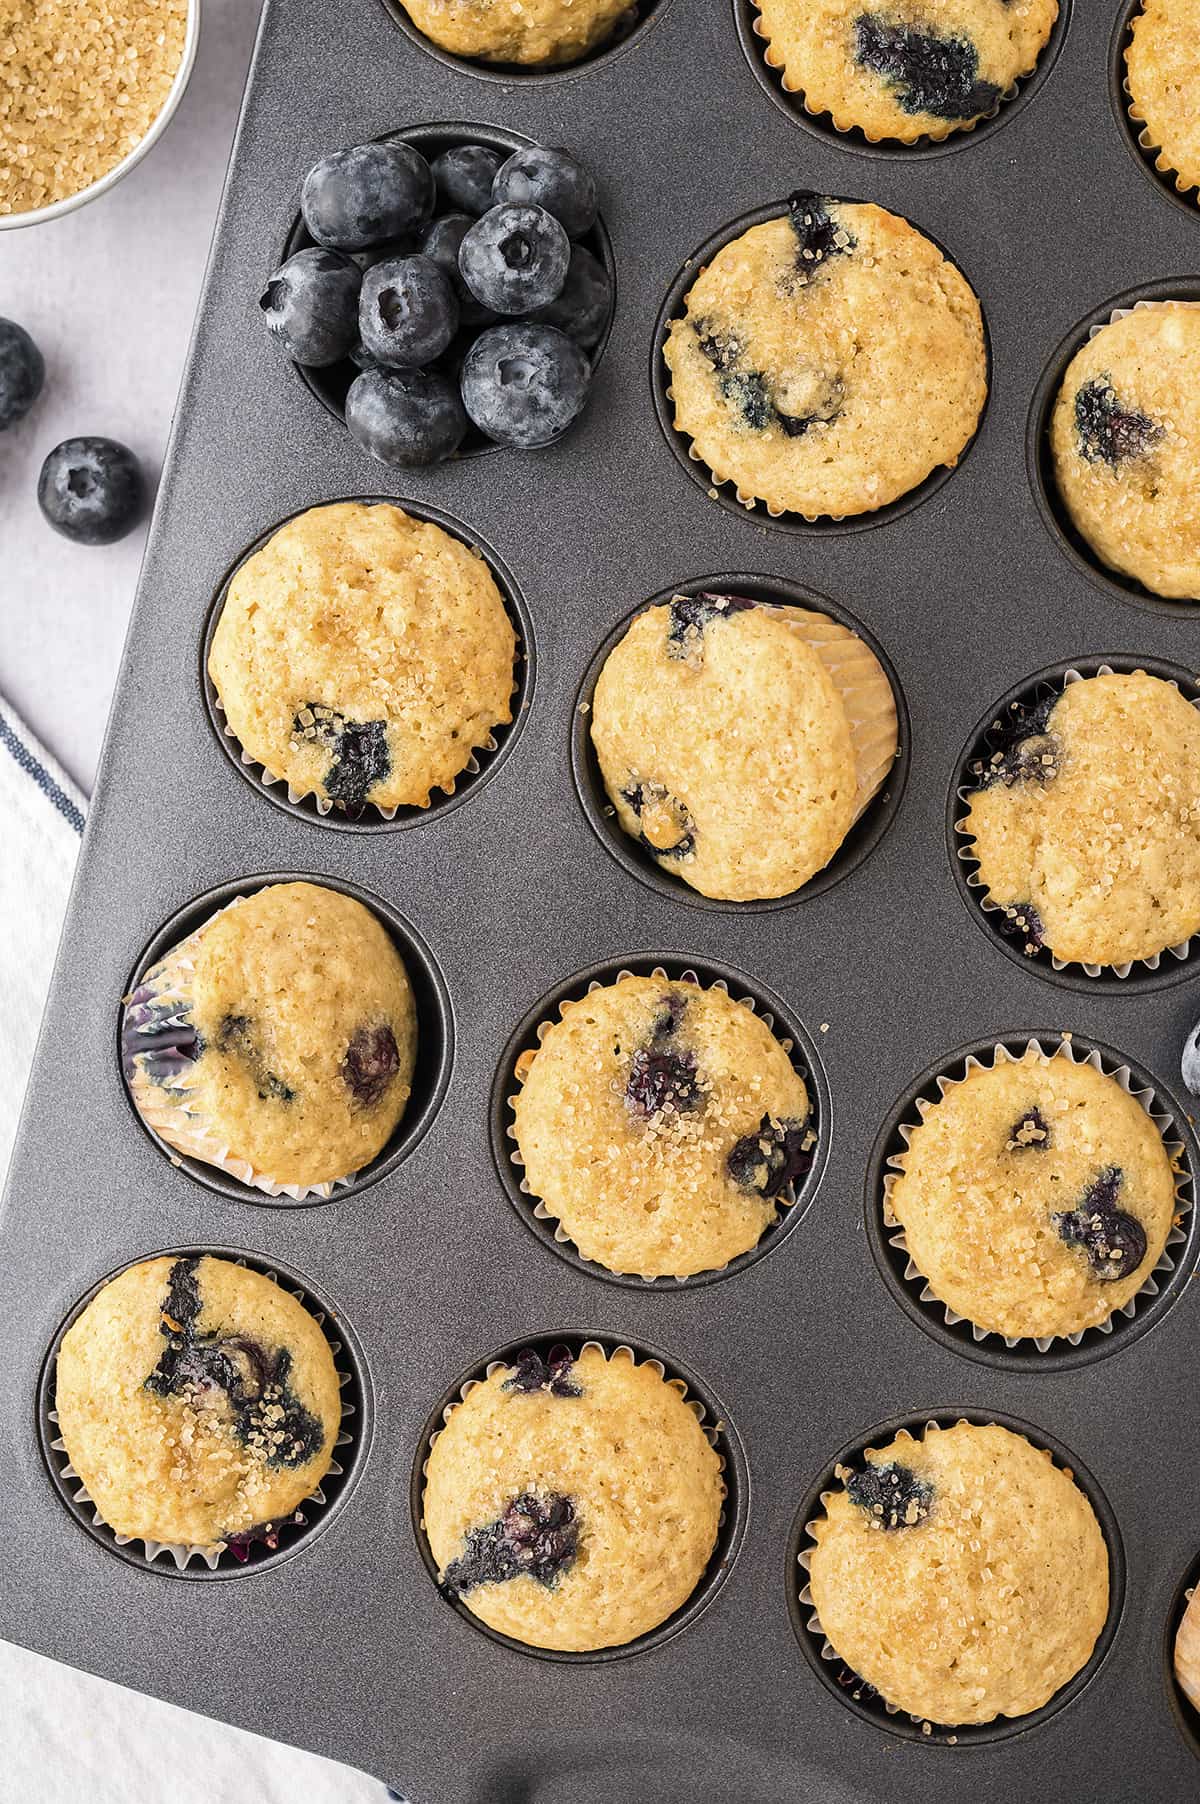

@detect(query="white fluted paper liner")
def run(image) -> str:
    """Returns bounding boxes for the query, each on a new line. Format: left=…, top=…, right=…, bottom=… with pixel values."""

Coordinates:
left=1122, top=20, right=1200, bottom=205
left=881, top=1036, right=1193, bottom=1350
left=955, top=663, right=1200, bottom=979
left=774, top=604, right=899, bottom=824
left=1087, top=297, right=1200, bottom=344
left=504, top=965, right=814, bottom=1283
left=48, top=1262, right=355, bottom=1570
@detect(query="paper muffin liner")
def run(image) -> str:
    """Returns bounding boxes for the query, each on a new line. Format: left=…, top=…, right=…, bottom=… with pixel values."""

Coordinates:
left=881, top=1036, right=1193, bottom=1351
left=503, top=964, right=818, bottom=1284
left=1122, top=10, right=1200, bottom=205
left=46, top=1259, right=357, bottom=1571
left=123, top=890, right=361, bottom=1200
left=1087, top=296, right=1200, bottom=344
left=773, top=603, right=899, bottom=823
left=954, top=662, right=1200, bottom=979
left=1176, top=1580, right=1200, bottom=1717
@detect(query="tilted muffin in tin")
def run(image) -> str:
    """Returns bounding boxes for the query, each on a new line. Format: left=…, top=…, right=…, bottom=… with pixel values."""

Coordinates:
left=391, top=0, right=632, bottom=65
left=209, top=502, right=516, bottom=815
left=1049, top=303, right=1200, bottom=599
left=56, top=1255, right=342, bottom=1552
left=424, top=1344, right=723, bottom=1651
left=961, top=671, right=1200, bottom=968
left=123, top=881, right=417, bottom=1193
left=662, top=194, right=986, bottom=518
left=590, top=592, right=898, bottom=900
left=806, top=1420, right=1109, bottom=1726
left=754, top=0, right=1058, bottom=144
left=511, top=974, right=812, bottom=1278
left=1126, top=0, right=1200, bottom=200
left=887, top=1047, right=1178, bottom=1341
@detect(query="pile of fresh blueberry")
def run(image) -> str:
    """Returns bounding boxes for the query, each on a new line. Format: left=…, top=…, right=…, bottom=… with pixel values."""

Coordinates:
left=260, top=137, right=611, bottom=465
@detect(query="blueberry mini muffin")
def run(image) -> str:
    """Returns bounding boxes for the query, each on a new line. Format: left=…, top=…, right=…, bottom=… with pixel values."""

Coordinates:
left=209, top=502, right=516, bottom=814
left=887, top=1047, right=1177, bottom=1341
left=962, top=671, right=1200, bottom=968
left=511, top=974, right=813, bottom=1278
left=807, top=1421, right=1109, bottom=1725
left=392, top=0, right=632, bottom=65
left=1049, top=304, right=1200, bottom=599
left=754, top=1, right=1058, bottom=143
left=1126, top=0, right=1200, bottom=199
left=590, top=592, right=898, bottom=900
left=123, top=882, right=417, bottom=1192
left=424, top=1344, right=723, bottom=1650
left=662, top=194, right=986, bottom=518
left=55, top=1255, right=341, bottom=1552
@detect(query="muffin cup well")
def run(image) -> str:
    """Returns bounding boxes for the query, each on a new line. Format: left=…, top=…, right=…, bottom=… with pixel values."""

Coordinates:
left=734, top=0, right=1070, bottom=157
left=412, top=1332, right=745, bottom=1661
left=120, top=874, right=453, bottom=1204
left=375, top=0, right=673, bottom=86
left=651, top=200, right=991, bottom=536
left=787, top=1408, right=1125, bottom=1743
left=202, top=496, right=534, bottom=832
left=40, top=1248, right=368, bottom=1577
left=571, top=573, right=909, bottom=912
left=949, top=655, right=1200, bottom=989
left=1112, top=0, right=1200, bottom=215
left=867, top=1033, right=1198, bottom=1366
left=489, top=954, right=830, bottom=1288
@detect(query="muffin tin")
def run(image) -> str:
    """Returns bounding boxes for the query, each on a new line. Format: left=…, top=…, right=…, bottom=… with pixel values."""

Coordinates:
left=2, top=0, right=1199, bottom=1797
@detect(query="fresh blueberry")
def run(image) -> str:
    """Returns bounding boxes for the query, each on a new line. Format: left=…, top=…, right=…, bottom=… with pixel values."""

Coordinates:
left=352, top=235, right=419, bottom=273
left=853, top=15, right=1000, bottom=120
left=441, top=1492, right=579, bottom=1596
left=37, top=437, right=144, bottom=546
left=349, top=340, right=384, bottom=372
left=260, top=247, right=361, bottom=367
left=301, top=140, right=434, bottom=251
left=346, top=366, right=467, bottom=467
left=502, top=1346, right=582, bottom=1397
left=418, top=214, right=496, bottom=326
left=458, top=204, right=570, bottom=315
left=492, top=145, right=598, bottom=239
left=342, top=1022, right=401, bottom=1106
left=1075, top=377, right=1163, bottom=467
left=846, top=1461, right=933, bottom=1530
left=1183, top=1023, right=1200, bottom=1099
left=358, top=255, right=458, bottom=369
left=460, top=323, right=589, bottom=449
left=529, top=244, right=611, bottom=347
left=0, top=318, right=44, bottom=430
left=431, top=143, right=504, bottom=216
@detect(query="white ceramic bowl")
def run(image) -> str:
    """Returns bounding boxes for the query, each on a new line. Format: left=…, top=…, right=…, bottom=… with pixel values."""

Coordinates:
left=0, top=0, right=201, bottom=232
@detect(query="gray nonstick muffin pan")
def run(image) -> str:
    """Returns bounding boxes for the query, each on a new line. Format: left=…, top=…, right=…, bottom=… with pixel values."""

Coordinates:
left=2, top=0, right=1200, bottom=1798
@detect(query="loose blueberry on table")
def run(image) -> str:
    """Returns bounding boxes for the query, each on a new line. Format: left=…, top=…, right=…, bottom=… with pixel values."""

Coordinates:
left=0, top=317, right=44, bottom=431
left=37, top=436, right=144, bottom=545
left=260, top=135, right=610, bottom=465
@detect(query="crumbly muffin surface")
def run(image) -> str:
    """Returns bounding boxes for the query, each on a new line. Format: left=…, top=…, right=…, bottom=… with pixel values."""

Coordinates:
left=963, top=671, right=1200, bottom=967
left=512, top=974, right=812, bottom=1278
left=755, top=0, right=1058, bottom=143
left=1049, top=304, right=1200, bottom=599
left=888, top=1049, right=1177, bottom=1340
left=209, top=501, right=516, bottom=813
left=124, top=881, right=417, bottom=1188
left=393, top=0, right=630, bottom=65
left=424, top=1345, right=723, bottom=1651
left=1126, top=0, right=1200, bottom=197
left=56, top=1255, right=341, bottom=1548
left=662, top=197, right=986, bottom=518
left=808, top=1420, right=1109, bottom=1725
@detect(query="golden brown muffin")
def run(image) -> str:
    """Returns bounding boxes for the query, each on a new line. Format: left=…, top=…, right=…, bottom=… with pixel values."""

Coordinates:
left=1126, top=0, right=1200, bottom=198
left=209, top=502, right=516, bottom=814
left=423, top=1344, right=723, bottom=1650
left=392, top=0, right=631, bottom=65
left=56, top=1254, right=341, bottom=1550
left=123, top=882, right=417, bottom=1191
left=590, top=592, right=898, bottom=901
left=754, top=0, right=1058, bottom=144
left=1049, top=303, right=1200, bottom=599
left=511, top=974, right=812, bottom=1278
left=887, top=1047, right=1177, bottom=1340
left=662, top=194, right=986, bottom=518
left=807, top=1420, right=1109, bottom=1725
left=962, top=671, right=1200, bottom=968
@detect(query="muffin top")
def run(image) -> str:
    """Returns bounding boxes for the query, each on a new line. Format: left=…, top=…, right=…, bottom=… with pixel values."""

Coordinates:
left=754, top=0, right=1058, bottom=144
left=662, top=195, right=987, bottom=518
left=511, top=974, right=812, bottom=1278
left=1049, top=303, right=1200, bottom=600
left=423, top=1344, right=723, bottom=1651
left=887, top=1048, right=1177, bottom=1341
left=807, top=1420, right=1109, bottom=1725
left=392, top=0, right=630, bottom=65
left=209, top=501, right=516, bottom=813
left=1126, top=0, right=1200, bottom=197
left=56, top=1254, right=342, bottom=1550
left=123, top=881, right=417, bottom=1189
left=591, top=594, right=897, bottom=901
left=963, top=671, right=1200, bottom=967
